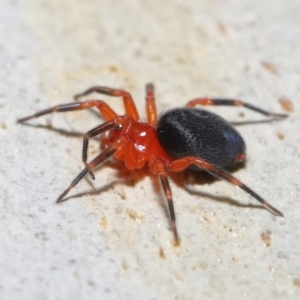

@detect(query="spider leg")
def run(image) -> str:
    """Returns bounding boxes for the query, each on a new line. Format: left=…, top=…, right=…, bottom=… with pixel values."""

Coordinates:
left=168, top=156, right=284, bottom=217
left=56, top=147, right=116, bottom=203
left=17, top=100, right=118, bottom=123
left=145, top=83, right=157, bottom=126
left=74, top=85, right=140, bottom=121
left=82, top=120, right=117, bottom=180
left=57, top=133, right=131, bottom=203
left=150, top=159, right=180, bottom=244
left=186, top=98, right=287, bottom=118
left=82, top=116, right=133, bottom=179
left=160, top=175, right=180, bottom=245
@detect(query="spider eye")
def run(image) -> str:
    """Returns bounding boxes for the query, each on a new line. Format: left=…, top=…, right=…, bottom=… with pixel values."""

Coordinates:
left=115, top=124, right=122, bottom=131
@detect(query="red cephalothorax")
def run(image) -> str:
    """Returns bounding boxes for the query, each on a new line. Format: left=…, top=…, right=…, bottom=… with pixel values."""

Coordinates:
left=105, top=120, right=173, bottom=171
left=18, top=83, right=287, bottom=244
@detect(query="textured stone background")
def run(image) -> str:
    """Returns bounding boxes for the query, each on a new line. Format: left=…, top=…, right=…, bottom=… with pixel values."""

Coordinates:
left=1, top=0, right=299, bottom=299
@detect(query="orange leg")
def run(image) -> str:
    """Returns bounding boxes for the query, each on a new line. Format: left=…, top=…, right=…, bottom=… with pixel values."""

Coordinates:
left=150, top=159, right=179, bottom=244
left=74, top=86, right=140, bottom=121
left=160, top=174, right=179, bottom=245
left=57, top=133, right=131, bottom=203
left=186, top=98, right=287, bottom=118
left=17, top=100, right=118, bottom=123
left=168, top=156, right=284, bottom=217
left=145, top=83, right=157, bottom=126
left=82, top=116, right=133, bottom=179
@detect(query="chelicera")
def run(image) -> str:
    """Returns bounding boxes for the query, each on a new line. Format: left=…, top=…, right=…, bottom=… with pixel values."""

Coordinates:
left=18, top=83, right=287, bottom=244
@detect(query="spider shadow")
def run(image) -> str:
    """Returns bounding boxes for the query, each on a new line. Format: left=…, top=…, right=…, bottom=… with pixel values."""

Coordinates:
left=20, top=123, right=84, bottom=138
left=57, top=179, right=127, bottom=203
left=182, top=170, right=264, bottom=211
left=231, top=118, right=283, bottom=126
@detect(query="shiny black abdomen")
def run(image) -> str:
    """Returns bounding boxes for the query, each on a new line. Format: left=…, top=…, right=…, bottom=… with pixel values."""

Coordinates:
left=157, top=108, right=246, bottom=168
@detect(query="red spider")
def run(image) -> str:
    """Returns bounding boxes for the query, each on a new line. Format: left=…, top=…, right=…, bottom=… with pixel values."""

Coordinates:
left=18, top=83, right=287, bottom=244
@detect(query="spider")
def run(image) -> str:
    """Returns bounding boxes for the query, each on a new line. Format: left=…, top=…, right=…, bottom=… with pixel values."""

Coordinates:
left=18, top=83, right=287, bottom=244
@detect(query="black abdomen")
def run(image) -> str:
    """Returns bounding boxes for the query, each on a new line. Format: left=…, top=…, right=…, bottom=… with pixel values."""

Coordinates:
left=157, top=108, right=246, bottom=168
